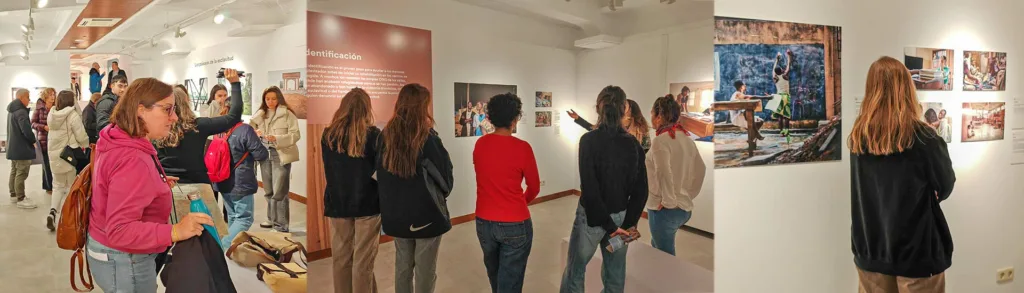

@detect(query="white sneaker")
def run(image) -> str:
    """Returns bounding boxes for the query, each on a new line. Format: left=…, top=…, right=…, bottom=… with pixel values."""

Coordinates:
left=16, top=198, right=38, bottom=209
left=9, top=197, right=17, bottom=203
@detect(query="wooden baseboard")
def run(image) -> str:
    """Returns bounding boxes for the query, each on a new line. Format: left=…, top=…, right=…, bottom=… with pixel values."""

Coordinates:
left=256, top=181, right=307, bottom=204
left=307, top=189, right=579, bottom=262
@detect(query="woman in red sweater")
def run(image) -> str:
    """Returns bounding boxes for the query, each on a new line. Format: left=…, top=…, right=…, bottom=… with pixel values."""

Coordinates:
left=473, top=93, right=540, bottom=292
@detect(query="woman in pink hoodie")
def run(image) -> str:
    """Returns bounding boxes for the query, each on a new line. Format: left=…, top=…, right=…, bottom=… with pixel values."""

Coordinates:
left=87, top=78, right=214, bottom=293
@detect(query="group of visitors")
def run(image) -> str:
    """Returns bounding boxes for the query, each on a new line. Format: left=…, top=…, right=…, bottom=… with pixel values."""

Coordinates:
left=324, top=81, right=706, bottom=293
left=5, top=67, right=302, bottom=292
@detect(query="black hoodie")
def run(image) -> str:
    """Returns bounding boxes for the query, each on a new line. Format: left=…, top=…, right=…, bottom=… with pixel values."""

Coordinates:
left=6, top=99, right=37, bottom=160
left=375, top=129, right=454, bottom=239
left=851, top=124, right=956, bottom=278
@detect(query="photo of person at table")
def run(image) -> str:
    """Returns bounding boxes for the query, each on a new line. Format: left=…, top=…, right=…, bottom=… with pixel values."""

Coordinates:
left=729, top=80, right=772, bottom=140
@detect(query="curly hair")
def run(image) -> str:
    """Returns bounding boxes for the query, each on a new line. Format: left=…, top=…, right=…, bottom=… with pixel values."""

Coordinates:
left=652, top=94, right=681, bottom=128
left=152, top=88, right=198, bottom=148
left=485, top=93, right=521, bottom=129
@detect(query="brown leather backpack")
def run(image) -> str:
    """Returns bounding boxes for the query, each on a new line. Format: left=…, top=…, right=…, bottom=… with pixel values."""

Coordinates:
left=56, top=146, right=96, bottom=292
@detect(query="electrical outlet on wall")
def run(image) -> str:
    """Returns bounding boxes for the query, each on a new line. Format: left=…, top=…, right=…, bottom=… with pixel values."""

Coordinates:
left=540, top=180, right=546, bottom=186
left=997, top=267, right=1015, bottom=283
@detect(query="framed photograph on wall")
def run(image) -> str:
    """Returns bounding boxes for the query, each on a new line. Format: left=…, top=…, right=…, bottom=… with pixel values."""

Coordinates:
left=454, top=82, right=518, bottom=137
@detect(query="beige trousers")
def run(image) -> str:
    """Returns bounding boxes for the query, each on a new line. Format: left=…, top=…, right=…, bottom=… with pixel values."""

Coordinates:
left=858, top=268, right=945, bottom=293
left=170, top=183, right=229, bottom=239
left=330, top=215, right=382, bottom=293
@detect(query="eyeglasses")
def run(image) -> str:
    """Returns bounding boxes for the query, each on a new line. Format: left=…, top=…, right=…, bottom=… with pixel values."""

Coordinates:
left=152, top=103, right=176, bottom=116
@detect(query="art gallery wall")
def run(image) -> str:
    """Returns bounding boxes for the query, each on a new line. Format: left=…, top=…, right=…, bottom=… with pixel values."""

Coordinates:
left=575, top=21, right=716, bottom=233
left=133, top=19, right=307, bottom=196
left=311, top=0, right=583, bottom=218
left=715, top=0, right=1024, bottom=292
left=0, top=51, right=73, bottom=135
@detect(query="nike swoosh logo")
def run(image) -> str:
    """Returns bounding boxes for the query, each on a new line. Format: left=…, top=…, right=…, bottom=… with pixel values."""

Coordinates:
left=410, top=223, right=432, bottom=232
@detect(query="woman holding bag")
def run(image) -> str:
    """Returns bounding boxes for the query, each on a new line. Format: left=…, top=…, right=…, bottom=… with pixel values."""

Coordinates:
left=377, top=84, right=454, bottom=293
left=251, top=86, right=301, bottom=233
left=44, top=90, right=89, bottom=231
left=88, top=78, right=213, bottom=293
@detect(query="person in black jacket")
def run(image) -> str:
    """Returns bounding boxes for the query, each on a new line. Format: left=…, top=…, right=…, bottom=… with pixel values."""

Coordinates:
left=849, top=56, right=956, bottom=293
left=6, top=89, right=38, bottom=209
left=103, top=61, right=127, bottom=94
left=82, top=92, right=101, bottom=162
left=212, top=103, right=268, bottom=248
left=377, top=84, right=453, bottom=293
left=96, top=74, right=129, bottom=132
left=322, top=87, right=382, bottom=293
left=152, top=70, right=243, bottom=238
left=566, top=99, right=652, bottom=152
left=561, top=85, right=648, bottom=293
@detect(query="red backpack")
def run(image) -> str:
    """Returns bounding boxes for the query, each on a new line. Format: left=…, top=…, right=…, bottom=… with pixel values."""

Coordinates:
left=206, top=123, right=249, bottom=183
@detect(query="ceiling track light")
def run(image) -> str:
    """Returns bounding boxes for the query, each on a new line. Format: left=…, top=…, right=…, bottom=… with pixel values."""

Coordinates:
left=174, top=26, right=187, bottom=38
left=214, top=10, right=225, bottom=24
left=36, top=0, right=47, bottom=8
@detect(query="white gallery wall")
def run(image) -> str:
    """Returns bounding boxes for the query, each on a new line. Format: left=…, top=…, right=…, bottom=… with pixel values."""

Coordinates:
left=311, top=0, right=583, bottom=219
left=716, top=0, right=1024, bottom=292
left=0, top=52, right=73, bottom=135
left=133, top=20, right=307, bottom=196
left=575, top=21, right=716, bottom=233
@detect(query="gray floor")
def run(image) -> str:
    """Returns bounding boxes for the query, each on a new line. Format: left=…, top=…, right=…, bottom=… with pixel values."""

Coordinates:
left=0, top=160, right=307, bottom=292
left=309, top=195, right=714, bottom=293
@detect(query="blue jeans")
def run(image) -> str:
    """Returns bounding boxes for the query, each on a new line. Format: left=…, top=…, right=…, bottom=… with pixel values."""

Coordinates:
left=86, top=237, right=159, bottom=293
left=476, top=218, right=533, bottom=293
left=222, top=193, right=255, bottom=249
left=560, top=204, right=628, bottom=293
left=646, top=208, right=693, bottom=256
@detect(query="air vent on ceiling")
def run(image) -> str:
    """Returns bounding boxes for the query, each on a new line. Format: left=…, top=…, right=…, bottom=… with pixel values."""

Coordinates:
left=78, top=18, right=123, bottom=28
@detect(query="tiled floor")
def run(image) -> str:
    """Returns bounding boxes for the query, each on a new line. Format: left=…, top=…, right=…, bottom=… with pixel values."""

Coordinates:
left=309, top=195, right=714, bottom=293
left=0, top=160, right=307, bottom=292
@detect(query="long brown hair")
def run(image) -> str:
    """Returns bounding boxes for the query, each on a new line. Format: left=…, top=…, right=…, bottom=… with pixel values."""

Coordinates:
left=110, top=78, right=174, bottom=138
left=55, top=90, right=77, bottom=111
left=381, top=84, right=433, bottom=178
left=849, top=56, right=927, bottom=155
left=206, top=84, right=227, bottom=105
left=326, top=88, right=374, bottom=157
left=625, top=99, right=650, bottom=141
left=258, top=86, right=295, bottom=118
left=152, top=88, right=198, bottom=148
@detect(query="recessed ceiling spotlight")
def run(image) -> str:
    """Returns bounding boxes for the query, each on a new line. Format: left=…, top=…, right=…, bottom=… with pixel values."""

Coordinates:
left=71, top=45, right=78, bottom=49
left=37, top=0, right=48, bottom=8
left=214, top=11, right=225, bottom=24
left=74, top=39, right=84, bottom=43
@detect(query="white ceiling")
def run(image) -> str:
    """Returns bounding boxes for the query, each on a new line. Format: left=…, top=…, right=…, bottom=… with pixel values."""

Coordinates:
left=454, top=0, right=713, bottom=37
left=2, top=0, right=302, bottom=67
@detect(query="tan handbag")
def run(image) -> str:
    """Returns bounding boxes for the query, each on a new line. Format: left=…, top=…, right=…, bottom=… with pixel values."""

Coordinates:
left=256, top=262, right=307, bottom=293
left=225, top=231, right=305, bottom=267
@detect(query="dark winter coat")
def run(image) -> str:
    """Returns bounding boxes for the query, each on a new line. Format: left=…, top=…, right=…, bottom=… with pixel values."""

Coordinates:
left=6, top=99, right=37, bottom=160
left=95, top=92, right=118, bottom=133
left=213, top=123, right=268, bottom=195
left=82, top=102, right=99, bottom=144
left=30, top=100, right=50, bottom=150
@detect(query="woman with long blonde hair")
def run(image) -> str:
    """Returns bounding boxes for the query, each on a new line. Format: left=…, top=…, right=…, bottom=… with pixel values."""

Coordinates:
left=849, top=56, right=955, bottom=293
left=322, top=88, right=383, bottom=293
left=376, top=84, right=453, bottom=293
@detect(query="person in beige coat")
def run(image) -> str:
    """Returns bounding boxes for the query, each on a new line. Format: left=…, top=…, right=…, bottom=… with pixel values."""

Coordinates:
left=45, top=90, right=89, bottom=230
left=251, top=86, right=301, bottom=232
left=645, top=95, right=706, bottom=256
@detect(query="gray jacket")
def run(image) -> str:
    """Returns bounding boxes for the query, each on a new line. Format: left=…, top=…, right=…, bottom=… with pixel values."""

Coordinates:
left=213, top=123, right=268, bottom=195
left=6, top=99, right=37, bottom=160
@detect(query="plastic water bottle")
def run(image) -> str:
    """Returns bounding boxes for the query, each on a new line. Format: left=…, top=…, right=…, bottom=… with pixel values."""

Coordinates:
left=188, top=193, right=223, bottom=249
